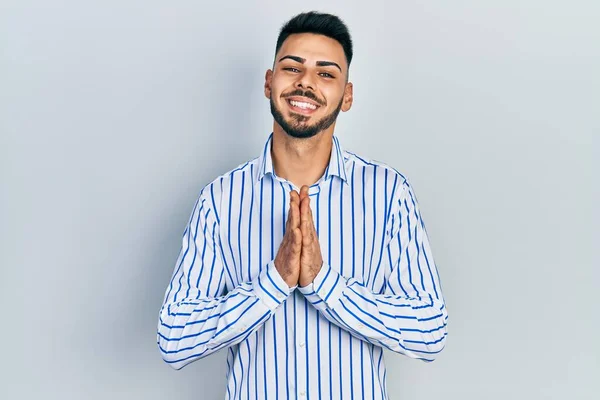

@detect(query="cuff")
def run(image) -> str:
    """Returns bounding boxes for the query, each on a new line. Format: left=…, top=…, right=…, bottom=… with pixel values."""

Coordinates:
left=298, top=262, right=346, bottom=310
left=253, top=260, right=295, bottom=311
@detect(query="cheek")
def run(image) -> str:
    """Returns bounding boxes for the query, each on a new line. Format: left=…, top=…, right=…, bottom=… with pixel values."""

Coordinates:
left=323, top=87, right=345, bottom=107
left=271, top=86, right=288, bottom=103
left=271, top=75, right=293, bottom=95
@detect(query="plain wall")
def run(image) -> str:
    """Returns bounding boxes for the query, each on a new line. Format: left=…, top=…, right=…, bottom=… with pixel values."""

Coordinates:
left=1, top=0, right=598, bottom=399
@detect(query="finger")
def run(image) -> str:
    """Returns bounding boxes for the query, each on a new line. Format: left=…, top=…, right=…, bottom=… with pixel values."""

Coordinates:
left=291, top=191, right=301, bottom=213
left=300, top=185, right=309, bottom=200
left=290, top=197, right=300, bottom=229
left=300, top=211, right=308, bottom=244
left=303, top=194, right=312, bottom=217
left=302, top=199, right=317, bottom=239
left=302, top=218, right=313, bottom=246
left=290, top=189, right=299, bottom=204
left=300, top=203, right=313, bottom=242
left=308, top=217, right=316, bottom=241
left=300, top=195, right=310, bottom=222
left=285, top=204, right=293, bottom=233
left=292, top=227, right=302, bottom=252
left=299, top=196, right=305, bottom=224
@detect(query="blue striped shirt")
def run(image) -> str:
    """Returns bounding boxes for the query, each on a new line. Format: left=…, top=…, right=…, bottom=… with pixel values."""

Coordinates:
left=157, top=133, right=448, bottom=399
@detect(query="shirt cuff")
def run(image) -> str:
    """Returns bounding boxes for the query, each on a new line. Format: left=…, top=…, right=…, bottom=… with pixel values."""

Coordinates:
left=253, top=260, right=295, bottom=311
left=298, top=262, right=346, bottom=310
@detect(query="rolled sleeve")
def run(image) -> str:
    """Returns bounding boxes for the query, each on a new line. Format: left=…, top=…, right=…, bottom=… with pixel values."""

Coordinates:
left=253, top=260, right=296, bottom=310
left=298, top=262, right=346, bottom=311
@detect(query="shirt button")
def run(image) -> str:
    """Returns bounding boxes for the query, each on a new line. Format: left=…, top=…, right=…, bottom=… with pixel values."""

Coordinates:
left=357, top=323, right=365, bottom=330
left=276, top=292, right=285, bottom=300
left=298, top=342, right=305, bottom=348
left=299, top=391, right=306, bottom=397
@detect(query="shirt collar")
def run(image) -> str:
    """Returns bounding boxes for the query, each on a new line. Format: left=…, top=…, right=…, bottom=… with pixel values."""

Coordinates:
left=256, top=133, right=349, bottom=185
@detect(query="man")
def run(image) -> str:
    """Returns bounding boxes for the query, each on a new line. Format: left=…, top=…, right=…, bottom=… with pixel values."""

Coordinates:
left=158, top=11, right=448, bottom=399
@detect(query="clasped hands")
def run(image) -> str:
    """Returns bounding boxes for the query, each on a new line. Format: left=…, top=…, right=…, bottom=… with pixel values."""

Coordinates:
left=274, top=185, right=323, bottom=288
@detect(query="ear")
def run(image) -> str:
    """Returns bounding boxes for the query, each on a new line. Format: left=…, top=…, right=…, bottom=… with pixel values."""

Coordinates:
left=264, top=69, right=273, bottom=99
left=341, top=81, right=353, bottom=112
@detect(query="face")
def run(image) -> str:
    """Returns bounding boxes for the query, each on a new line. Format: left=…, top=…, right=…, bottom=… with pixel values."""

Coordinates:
left=265, top=33, right=353, bottom=139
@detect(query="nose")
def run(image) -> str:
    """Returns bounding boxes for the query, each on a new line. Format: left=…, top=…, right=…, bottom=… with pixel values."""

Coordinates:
left=294, top=71, right=315, bottom=91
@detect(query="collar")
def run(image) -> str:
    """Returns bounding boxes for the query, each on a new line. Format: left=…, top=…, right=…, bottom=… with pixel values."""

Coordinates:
left=256, top=133, right=349, bottom=186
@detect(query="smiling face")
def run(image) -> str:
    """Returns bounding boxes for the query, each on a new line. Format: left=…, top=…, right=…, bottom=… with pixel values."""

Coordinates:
left=265, top=33, right=353, bottom=139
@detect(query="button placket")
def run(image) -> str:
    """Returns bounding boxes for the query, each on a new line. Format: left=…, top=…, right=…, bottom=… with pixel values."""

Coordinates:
left=294, top=292, right=307, bottom=400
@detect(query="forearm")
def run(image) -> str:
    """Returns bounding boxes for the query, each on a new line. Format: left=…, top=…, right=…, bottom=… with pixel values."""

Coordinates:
left=158, top=261, right=293, bottom=369
left=299, top=263, right=447, bottom=361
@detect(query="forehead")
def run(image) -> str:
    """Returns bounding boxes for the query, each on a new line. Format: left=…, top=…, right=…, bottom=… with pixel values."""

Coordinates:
left=277, top=33, right=347, bottom=69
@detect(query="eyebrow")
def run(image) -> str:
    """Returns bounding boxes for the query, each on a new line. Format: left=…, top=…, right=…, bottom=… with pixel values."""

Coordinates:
left=278, top=55, right=342, bottom=73
left=316, top=61, right=342, bottom=72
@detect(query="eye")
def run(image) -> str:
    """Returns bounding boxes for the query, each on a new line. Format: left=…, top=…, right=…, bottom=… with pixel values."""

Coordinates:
left=319, top=72, right=335, bottom=79
left=283, top=67, right=301, bottom=73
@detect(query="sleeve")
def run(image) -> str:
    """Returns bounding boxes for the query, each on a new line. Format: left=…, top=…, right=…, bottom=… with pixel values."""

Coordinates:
left=297, top=180, right=448, bottom=362
left=157, top=189, right=295, bottom=370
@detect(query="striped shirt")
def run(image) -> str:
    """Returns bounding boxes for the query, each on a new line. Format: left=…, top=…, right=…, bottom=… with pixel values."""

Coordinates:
left=157, top=133, right=448, bottom=399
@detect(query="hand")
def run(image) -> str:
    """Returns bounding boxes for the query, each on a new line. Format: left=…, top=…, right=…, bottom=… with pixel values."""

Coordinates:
left=298, top=185, right=323, bottom=287
left=274, top=190, right=302, bottom=287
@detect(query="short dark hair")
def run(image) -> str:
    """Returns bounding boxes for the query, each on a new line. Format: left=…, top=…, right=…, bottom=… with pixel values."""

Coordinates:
left=275, top=11, right=353, bottom=68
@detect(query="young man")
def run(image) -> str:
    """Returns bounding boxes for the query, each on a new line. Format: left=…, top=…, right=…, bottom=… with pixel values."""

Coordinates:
left=158, top=11, right=448, bottom=399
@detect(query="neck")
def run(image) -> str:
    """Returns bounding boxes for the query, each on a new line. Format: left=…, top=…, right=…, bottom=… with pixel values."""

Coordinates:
left=270, top=124, right=335, bottom=189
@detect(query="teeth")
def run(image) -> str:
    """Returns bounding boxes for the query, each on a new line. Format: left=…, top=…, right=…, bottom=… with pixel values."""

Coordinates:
left=290, top=100, right=317, bottom=110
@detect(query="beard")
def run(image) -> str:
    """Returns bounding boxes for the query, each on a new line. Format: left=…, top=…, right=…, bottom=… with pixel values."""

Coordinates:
left=270, top=90, right=344, bottom=139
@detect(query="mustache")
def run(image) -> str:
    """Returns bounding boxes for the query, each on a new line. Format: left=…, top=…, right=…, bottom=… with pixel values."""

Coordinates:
left=282, top=89, right=326, bottom=106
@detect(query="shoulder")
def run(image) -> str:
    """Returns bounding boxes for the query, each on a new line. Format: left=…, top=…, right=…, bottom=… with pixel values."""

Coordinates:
left=343, top=149, right=413, bottom=197
left=194, top=156, right=261, bottom=220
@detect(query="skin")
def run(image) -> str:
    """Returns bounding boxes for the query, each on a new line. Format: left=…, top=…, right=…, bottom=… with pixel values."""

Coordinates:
left=265, top=33, right=354, bottom=288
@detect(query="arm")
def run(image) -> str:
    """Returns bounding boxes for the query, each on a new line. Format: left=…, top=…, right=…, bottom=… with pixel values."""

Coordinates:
left=298, top=180, right=448, bottom=362
left=157, top=189, right=293, bottom=370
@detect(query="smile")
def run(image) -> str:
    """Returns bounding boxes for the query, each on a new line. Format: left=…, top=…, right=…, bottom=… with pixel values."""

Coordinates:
left=286, top=97, right=321, bottom=114
left=289, top=100, right=317, bottom=110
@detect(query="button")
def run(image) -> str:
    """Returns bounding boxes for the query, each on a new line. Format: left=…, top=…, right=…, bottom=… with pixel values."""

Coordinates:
left=357, top=323, right=365, bottom=330
left=299, top=391, right=306, bottom=397
left=298, top=342, right=305, bottom=348
left=276, top=292, right=285, bottom=300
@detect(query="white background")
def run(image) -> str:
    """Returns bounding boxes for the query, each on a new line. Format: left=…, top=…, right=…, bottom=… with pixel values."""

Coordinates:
left=1, top=1, right=598, bottom=399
